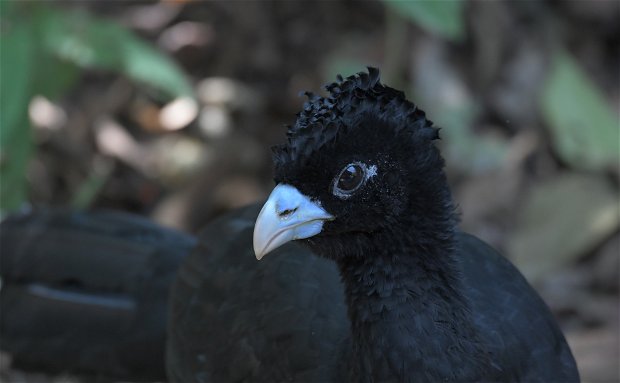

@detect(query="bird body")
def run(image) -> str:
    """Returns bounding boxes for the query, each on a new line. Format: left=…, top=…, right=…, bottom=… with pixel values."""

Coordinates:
left=167, top=204, right=349, bottom=382
left=249, top=68, right=578, bottom=381
left=1, top=68, right=578, bottom=382
left=167, top=205, right=577, bottom=382
left=0, top=209, right=194, bottom=379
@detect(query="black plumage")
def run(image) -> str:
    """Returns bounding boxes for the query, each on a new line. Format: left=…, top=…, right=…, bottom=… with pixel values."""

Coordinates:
left=0, top=68, right=578, bottom=382
left=0, top=210, right=194, bottom=379
left=171, top=68, right=578, bottom=382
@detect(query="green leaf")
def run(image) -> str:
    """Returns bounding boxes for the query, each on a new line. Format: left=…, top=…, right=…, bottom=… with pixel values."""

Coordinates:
left=434, top=103, right=509, bottom=174
left=383, top=0, right=465, bottom=41
left=0, top=21, right=35, bottom=212
left=322, top=57, right=368, bottom=84
left=38, top=8, right=193, bottom=100
left=31, top=41, right=79, bottom=100
left=0, top=0, right=16, bottom=18
left=542, top=51, right=620, bottom=171
left=71, top=160, right=113, bottom=209
left=508, top=173, right=620, bottom=283
left=411, top=84, right=508, bottom=174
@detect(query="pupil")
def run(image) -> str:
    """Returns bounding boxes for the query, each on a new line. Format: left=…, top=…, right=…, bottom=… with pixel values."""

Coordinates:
left=338, top=165, right=361, bottom=190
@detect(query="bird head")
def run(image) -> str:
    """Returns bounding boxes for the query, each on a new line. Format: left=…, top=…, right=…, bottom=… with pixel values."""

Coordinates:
left=254, top=68, right=455, bottom=261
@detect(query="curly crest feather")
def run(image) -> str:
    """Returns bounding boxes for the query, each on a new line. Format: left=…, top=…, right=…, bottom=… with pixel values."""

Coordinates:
left=272, top=67, right=439, bottom=169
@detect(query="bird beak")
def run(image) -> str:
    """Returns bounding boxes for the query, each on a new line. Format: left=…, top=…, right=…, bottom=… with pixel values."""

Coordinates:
left=253, top=184, right=333, bottom=260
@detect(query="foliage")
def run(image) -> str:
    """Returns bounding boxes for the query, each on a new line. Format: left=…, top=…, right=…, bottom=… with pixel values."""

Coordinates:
left=322, top=58, right=369, bottom=86
left=382, top=0, right=465, bottom=41
left=0, top=3, right=192, bottom=213
left=432, top=102, right=509, bottom=174
left=38, top=7, right=193, bottom=100
left=0, top=21, right=35, bottom=211
left=542, top=51, right=619, bottom=171
left=509, top=173, right=620, bottom=283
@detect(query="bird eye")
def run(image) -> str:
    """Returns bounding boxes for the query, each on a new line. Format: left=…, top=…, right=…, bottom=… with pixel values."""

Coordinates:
left=333, top=163, right=366, bottom=197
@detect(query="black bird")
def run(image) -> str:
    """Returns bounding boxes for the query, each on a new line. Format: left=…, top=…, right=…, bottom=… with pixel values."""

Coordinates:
left=1, top=69, right=579, bottom=382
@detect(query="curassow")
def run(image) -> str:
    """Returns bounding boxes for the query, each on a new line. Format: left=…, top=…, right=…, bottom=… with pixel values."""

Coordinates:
left=0, top=68, right=579, bottom=382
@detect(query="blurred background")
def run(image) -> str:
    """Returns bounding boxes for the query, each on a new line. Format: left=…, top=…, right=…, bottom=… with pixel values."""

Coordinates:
left=1, top=0, right=618, bottom=381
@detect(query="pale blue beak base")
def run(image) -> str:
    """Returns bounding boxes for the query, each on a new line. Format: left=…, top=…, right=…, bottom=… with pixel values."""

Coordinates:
left=253, top=184, right=334, bottom=260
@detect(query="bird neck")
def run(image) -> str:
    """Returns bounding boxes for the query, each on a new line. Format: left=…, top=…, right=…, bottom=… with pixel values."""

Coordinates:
left=336, top=235, right=486, bottom=381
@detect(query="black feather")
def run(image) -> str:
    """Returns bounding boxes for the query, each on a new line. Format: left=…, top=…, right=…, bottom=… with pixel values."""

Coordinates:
left=0, top=69, right=579, bottom=383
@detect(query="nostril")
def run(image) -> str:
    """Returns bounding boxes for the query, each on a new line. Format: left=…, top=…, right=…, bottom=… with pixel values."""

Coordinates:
left=278, top=207, right=298, bottom=218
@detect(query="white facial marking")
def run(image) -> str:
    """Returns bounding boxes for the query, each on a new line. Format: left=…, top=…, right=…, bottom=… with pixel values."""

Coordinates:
left=365, top=164, right=378, bottom=180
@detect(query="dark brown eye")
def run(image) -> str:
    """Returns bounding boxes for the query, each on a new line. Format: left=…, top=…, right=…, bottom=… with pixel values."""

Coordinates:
left=333, top=163, right=366, bottom=197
